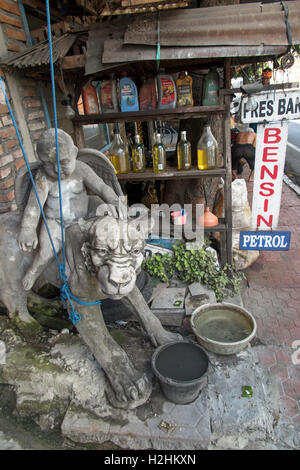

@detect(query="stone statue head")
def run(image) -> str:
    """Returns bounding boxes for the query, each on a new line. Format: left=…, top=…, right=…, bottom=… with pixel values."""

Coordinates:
left=81, top=209, right=151, bottom=300
left=36, top=128, right=78, bottom=179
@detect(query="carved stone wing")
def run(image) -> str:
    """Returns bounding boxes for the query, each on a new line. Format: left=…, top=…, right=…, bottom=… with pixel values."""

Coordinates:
left=77, top=148, right=123, bottom=197
left=14, top=161, right=42, bottom=212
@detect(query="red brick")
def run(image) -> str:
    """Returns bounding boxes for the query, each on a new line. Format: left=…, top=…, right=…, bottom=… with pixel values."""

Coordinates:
left=12, top=148, right=22, bottom=159
left=14, top=158, right=25, bottom=171
left=0, top=12, right=22, bottom=28
left=21, top=79, right=35, bottom=87
left=0, top=177, right=14, bottom=190
left=0, top=166, right=11, bottom=179
left=23, top=88, right=36, bottom=97
left=270, top=364, right=289, bottom=382
left=28, top=121, right=45, bottom=132
left=282, top=379, right=296, bottom=399
left=0, top=205, right=9, bottom=213
left=23, top=99, right=41, bottom=109
left=258, top=350, right=276, bottom=367
left=0, top=103, right=9, bottom=114
left=5, top=138, right=18, bottom=150
left=27, top=110, right=44, bottom=121
left=279, top=396, right=299, bottom=418
left=0, top=190, right=14, bottom=203
left=1, top=115, right=12, bottom=126
left=0, top=127, right=15, bottom=139
left=7, top=42, right=22, bottom=52
left=5, top=27, right=26, bottom=42
left=0, top=0, right=21, bottom=16
left=0, top=154, right=13, bottom=166
left=275, top=350, right=292, bottom=366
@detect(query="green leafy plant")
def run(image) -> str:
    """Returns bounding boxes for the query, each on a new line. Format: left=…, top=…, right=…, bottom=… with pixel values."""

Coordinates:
left=143, top=242, right=245, bottom=302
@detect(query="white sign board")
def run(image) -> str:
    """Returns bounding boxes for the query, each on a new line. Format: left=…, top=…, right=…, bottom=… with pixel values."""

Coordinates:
left=251, top=122, right=288, bottom=230
left=241, top=89, right=300, bottom=124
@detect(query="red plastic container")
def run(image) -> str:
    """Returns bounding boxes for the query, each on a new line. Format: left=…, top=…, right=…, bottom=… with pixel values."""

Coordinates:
left=82, top=84, right=100, bottom=114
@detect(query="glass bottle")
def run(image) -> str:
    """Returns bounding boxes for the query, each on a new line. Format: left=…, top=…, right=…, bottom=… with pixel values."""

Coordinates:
left=177, top=131, right=191, bottom=170
left=197, top=124, right=218, bottom=170
left=108, top=123, right=130, bottom=174
left=132, top=134, right=146, bottom=172
left=152, top=133, right=166, bottom=172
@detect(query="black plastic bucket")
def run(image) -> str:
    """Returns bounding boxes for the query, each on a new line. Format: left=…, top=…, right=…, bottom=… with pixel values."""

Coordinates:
left=151, top=341, right=209, bottom=404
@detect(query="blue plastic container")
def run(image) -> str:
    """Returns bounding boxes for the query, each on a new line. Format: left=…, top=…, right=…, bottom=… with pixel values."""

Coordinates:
left=119, top=77, right=139, bottom=112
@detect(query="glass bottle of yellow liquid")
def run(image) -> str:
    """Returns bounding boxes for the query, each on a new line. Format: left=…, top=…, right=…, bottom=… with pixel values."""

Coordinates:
left=177, top=131, right=191, bottom=170
left=197, top=124, right=218, bottom=170
left=152, top=133, right=166, bottom=172
left=132, top=134, right=146, bottom=172
left=108, top=123, right=130, bottom=174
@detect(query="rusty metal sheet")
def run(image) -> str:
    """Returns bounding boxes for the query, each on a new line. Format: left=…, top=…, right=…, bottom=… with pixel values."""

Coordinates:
left=102, top=39, right=287, bottom=63
left=85, top=19, right=130, bottom=75
left=3, top=34, right=76, bottom=68
left=123, top=1, right=300, bottom=47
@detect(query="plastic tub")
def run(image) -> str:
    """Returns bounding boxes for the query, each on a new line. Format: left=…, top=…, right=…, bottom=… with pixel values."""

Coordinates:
left=190, top=302, right=257, bottom=355
left=151, top=341, right=209, bottom=404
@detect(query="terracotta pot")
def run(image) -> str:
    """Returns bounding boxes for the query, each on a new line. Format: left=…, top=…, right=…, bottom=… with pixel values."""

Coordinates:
left=198, top=207, right=218, bottom=227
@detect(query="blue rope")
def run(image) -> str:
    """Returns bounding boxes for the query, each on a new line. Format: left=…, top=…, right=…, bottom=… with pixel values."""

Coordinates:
left=45, top=0, right=66, bottom=269
left=0, top=76, right=101, bottom=324
left=45, top=1, right=102, bottom=323
left=0, top=5, right=102, bottom=324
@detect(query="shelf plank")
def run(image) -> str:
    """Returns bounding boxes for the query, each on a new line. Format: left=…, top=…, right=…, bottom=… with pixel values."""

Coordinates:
left=117, top=167, right=226, bottom=181
left=72, top=105, right=225, bottom=124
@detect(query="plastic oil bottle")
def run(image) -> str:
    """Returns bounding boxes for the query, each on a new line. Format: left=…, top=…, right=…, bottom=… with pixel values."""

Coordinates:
left=202, top=67, right=219, bottom=106
left=108, top=123, right=130, bottom=174
left=152, top=133, right=166, bottom=172
left=132, top=134, right=146, bottom=172
left=197, top=124, right=218, bottom=170
left=177, top=131, right=191, bottom=170
left=176, top=71, right=194, bottom=107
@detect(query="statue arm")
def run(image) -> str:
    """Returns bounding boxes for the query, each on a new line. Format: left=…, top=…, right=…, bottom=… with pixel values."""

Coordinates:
left=19, top=171, right=49, bottom=251
left=79, top=162, right=126, bottom=218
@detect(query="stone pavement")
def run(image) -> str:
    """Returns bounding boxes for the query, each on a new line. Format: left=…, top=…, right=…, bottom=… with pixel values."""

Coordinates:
left=241, top=177, right=300, bottom=431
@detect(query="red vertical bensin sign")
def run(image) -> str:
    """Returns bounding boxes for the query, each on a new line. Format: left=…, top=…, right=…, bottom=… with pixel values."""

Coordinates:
left=251, top=122, right=288, bottom=230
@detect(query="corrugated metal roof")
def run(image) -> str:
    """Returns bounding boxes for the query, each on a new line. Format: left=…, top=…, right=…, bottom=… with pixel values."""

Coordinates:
left=124, top=1, right=300, bottom=47
left=85, top=1, right=300, bottom=73
left=101, top=40, right=287, bottom=64
left=3, top=33, right=77, bottom=69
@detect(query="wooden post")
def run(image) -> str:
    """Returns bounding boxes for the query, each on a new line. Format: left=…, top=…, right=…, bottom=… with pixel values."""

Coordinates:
left=73, top=122, right=85, bottom=148
left=223, top=58, right=232, bottom=265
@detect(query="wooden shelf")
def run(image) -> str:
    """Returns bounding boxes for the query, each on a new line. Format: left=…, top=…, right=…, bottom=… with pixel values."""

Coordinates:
left=72, top=105, right=226, bottom=125
left=117, top=167, right=226, bottom=181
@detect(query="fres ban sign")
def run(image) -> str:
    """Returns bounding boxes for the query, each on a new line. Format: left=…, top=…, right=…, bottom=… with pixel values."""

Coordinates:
left=241, top=89, right=300, bottom=124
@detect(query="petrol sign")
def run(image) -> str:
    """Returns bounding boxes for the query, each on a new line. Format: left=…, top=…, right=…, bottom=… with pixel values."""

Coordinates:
left=240, top=231, right=291, bottom=251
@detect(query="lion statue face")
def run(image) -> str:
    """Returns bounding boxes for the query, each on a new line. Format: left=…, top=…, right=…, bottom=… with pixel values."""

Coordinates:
left=82, top=215, right=148, bottom=300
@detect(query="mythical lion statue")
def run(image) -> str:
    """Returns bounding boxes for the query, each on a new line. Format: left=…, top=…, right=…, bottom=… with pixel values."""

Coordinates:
left=0, top=142, right=180, bottom=409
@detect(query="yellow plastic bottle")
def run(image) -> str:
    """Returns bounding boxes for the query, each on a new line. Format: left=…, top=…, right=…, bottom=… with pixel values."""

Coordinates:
left=176, top=71, right=193, bottom=107
left=197, top=124, right=218, bottom=170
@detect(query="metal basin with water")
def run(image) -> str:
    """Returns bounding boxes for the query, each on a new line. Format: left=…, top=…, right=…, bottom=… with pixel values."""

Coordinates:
left=151, top=341, right=209, bottom=404
left=190, top=302, right=257, bottom=355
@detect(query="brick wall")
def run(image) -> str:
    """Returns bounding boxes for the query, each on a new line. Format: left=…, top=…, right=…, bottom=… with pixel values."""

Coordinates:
left=0, top=0, right=47, bottom=213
